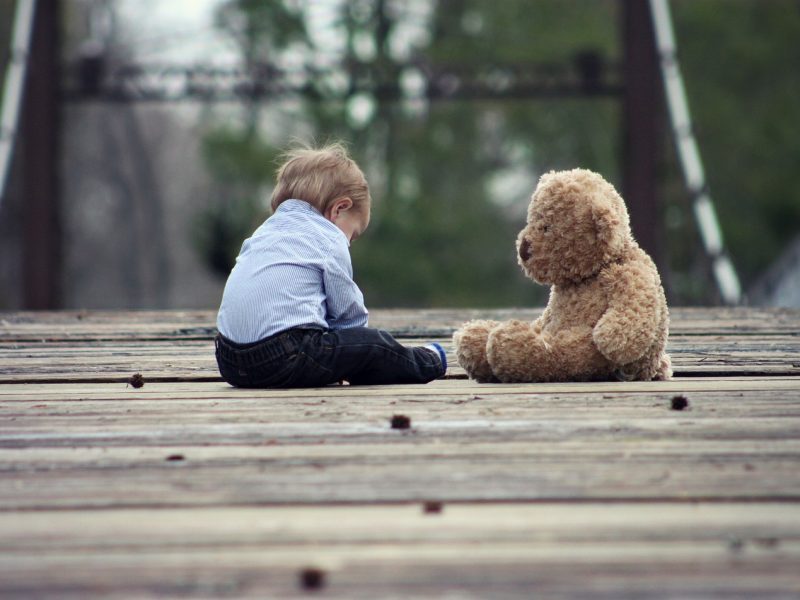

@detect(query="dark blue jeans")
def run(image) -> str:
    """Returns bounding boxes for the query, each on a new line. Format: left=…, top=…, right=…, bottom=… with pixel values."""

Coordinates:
left=215, top=327, right=445, bottom=388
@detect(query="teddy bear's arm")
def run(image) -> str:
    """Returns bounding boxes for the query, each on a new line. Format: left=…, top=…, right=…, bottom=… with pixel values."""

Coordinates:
left=593, top=261, right=661, bottom=365
left=533, top=304, right=550, bottom=334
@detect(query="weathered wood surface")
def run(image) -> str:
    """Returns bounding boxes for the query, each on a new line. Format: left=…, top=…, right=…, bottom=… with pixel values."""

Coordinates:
left=2, top=306, right=800, bottom=340
left=2, top=379, right=800, bottom=509
left=1, top=307, right=799, bottom=598
left=2, top=307, right=799, bottom=382
left=1, top=503, right=798, bottom=598
left=1, top=335, right=799, bottom=382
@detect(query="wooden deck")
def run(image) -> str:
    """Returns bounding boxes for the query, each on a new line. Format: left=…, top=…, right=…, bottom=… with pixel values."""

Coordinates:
left=1, top=307, right=799, bottom=598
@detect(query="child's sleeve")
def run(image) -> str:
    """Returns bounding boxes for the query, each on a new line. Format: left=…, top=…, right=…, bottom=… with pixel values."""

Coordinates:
left=323, top=240, right=369, bottom=329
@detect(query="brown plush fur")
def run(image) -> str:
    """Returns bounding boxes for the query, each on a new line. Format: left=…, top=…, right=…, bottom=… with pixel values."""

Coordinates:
left=453, top=168, right=671, bottom=383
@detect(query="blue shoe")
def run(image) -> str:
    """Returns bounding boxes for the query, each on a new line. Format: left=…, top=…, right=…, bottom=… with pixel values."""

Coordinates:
left=424, top=342, right=447, bottom=372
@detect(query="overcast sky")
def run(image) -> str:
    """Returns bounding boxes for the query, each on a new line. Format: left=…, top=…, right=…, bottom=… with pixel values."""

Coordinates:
left=115, top=0, right=236, bottom=64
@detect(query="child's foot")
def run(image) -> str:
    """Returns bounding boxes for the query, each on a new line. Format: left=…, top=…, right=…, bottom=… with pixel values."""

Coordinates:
left=424, top=343, right=447, bottom=373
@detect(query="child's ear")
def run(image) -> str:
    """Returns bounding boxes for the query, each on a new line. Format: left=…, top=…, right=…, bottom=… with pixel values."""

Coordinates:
left=329, top=197, right=353, bottom=219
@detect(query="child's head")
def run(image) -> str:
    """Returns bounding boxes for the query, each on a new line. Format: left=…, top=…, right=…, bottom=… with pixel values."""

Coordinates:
left=271, top=142, right=371, bottom=241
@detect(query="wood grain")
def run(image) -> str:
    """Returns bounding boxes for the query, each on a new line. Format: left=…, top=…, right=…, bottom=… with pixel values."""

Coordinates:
left=1, top=503, right=798, bottom=598
left=0, top=308, right=799, bottom=598
left=2, top=306, right=799, bottom=340
left=1, top=333, right=799, bottom=382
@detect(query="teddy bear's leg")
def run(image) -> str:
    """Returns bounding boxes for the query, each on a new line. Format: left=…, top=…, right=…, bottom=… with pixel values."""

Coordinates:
left=489, top=322, right=607, bottom=382
left=486, top=320, right=552, bottom=382
left=453, top=320, right=500, bottom=383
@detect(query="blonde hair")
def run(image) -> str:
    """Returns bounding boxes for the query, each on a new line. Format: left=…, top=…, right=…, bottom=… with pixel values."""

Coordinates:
left=270, top=142, right=371, bottom=215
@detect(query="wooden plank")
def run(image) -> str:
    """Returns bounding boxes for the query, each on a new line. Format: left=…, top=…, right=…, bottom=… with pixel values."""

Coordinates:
left=1, top=379, right=799, bottom=410
left=1, top=333, right=799, bottom=383
left=0, top=503, right=798, bottom=598
left=1, top=436, right=797, bottom=465
left=5, top=503, right=795, bottom=549
left=1, top=444, right=797, bottom=507
left=2, top=307, right=799, bottom=341
left=1, top=381, right=799, bottom=508
left=0, top=310, right=217, bottom=342
left=1, top=376, right=799, bottom=398
left=2, top=377, right=800, bottom=416
left=0, top=339, right=219, bottom=382
left=2, top=550, right=797, bottom=599
left=0, top=439, right=798, bottom=510
left=1, top=307, right=797, bottom=383
left=0, top=376, right=800, bottom=404
left=4, top=400, right=800, bottom=445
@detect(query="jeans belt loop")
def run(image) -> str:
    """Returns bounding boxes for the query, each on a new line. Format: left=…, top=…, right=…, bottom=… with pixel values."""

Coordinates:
left=280, top=331, right=296, bottom=356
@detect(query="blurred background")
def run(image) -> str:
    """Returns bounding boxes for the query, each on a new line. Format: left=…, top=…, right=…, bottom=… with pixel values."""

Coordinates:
left=0, top=0, right=798, bottom=310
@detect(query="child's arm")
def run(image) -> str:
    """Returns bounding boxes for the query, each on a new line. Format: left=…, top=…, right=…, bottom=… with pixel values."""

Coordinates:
left=323, top=241, right=369, bottom=329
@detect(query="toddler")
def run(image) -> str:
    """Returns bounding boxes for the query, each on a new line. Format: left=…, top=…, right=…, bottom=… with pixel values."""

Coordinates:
left=215, top=143, right=447, bottom=388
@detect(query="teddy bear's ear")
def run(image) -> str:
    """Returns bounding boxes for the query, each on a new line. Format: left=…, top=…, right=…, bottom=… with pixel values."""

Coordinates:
left=591, top=197, right=626, bottom=258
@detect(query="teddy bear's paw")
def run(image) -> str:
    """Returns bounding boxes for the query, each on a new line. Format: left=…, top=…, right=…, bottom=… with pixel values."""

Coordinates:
left=613, top=351, right=672, bottom=382
left=655, top=353, right=673, bottom=380
left=453, top=320, right=499, bottom=382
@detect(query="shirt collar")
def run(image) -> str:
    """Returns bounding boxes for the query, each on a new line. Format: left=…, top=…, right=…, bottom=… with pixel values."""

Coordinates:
left=278, top=199, right=350, bottom=246
left=278, top=198, right=321, bottom=215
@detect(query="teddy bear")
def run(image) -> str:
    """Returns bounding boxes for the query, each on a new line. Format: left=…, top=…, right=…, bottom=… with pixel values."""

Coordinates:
left=453, top=168, right=671, bottom=383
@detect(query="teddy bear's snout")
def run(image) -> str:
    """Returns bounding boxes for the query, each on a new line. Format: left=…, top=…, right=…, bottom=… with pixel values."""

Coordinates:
left=518, top=238, right=532, bottom=262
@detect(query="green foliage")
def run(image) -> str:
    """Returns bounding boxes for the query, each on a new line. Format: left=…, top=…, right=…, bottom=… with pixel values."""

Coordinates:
left=430, top=0, right=617, bottom=63
left=214, top=0, right=308, bottom=57
left=192, top=194, right=260, bottom=278
left=671, top=0, right=800, bottom=287
left=194, top=0, right=800, bottom=305
left=195, top=0, right=622, bottom=307
left=352, top=103, right=533, bottom=307
left=201, top=126, right=279, bottom=186
left=191, top=126, right=279, bottom=277
left=0, top=4, right=11, bottom=72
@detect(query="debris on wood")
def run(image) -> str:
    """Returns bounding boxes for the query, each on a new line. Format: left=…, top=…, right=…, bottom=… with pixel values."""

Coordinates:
left=670, top=395, right=689, bottom=411
left=423, top=501, right=444, bottom=514
left=128, top=372, right=145, bottom=388
left=299, top=567, right=326, bottom=590
left=390, top=414, right=411, bottom=429
left=727, top=536, right=744, bottom=554
left=452, top=395, right=484, bottom=405
left=754, top=537, right=779, bottom=548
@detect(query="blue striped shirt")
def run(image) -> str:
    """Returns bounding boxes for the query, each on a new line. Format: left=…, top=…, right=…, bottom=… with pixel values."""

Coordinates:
left=216, top=199, right=369, bottom=343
